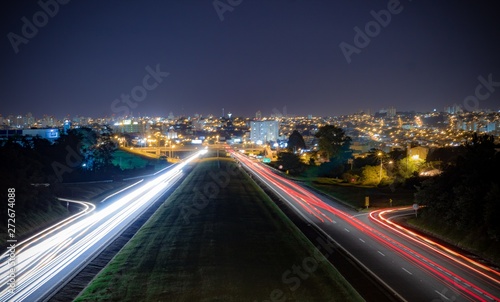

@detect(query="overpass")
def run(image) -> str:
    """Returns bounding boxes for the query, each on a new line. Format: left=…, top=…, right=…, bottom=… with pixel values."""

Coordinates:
left=122, top=144, right=269, bottom=162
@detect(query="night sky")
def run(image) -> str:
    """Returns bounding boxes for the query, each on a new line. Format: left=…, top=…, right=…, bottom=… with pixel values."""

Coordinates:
left=1, top=0, right=499, bottom=118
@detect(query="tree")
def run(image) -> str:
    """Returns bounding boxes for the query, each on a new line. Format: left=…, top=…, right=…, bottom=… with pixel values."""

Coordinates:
left=276, top=152, right=305, bottom=176
left=395, top=156, right=423, bottom=180
left=360, top=165, right=387, bottom=186
left=314, top=125, right=351, bottom=161
left=415, top=133, right=500, bottom=240
left=287, top=130, right=306, bottom=152
left=92, top=130, right=116, bottom=170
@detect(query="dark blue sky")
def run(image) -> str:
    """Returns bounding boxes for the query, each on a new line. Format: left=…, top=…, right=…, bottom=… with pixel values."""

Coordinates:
left=1, top=0, right=499, bottom=118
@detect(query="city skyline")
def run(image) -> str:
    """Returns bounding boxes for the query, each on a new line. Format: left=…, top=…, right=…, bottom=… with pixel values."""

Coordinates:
left=1, top=1, right=499, bottom=118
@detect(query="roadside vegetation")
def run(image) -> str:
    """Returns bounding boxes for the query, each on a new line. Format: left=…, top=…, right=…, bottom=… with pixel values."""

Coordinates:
left=271, top=127, right=500, bottom=265
left=0, top=126, right=169, bottom=241
left=412, top=133, right=500, bottom=265
left=76, top=158, right=362, bottom=301
left=309, top=178, right=415, bottom=209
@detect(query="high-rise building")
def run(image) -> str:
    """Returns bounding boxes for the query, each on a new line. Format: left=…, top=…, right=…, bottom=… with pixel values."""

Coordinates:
left=250, top=120, right=279, bottom=144
left=445, top=104, right=463, bottom=114
left=387, top=107, right=396, bottom=117
left=486, top=122, right=496, bottom=133
left=63, top=119, right=71, bottom=134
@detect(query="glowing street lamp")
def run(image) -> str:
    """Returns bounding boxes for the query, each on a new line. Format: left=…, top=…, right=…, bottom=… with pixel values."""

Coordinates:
left=378, top=152, right=383, bottom=183
left=377, top=152, right=393, bottom=183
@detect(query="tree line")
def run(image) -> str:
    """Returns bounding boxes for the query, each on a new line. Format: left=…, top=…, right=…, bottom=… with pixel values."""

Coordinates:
left=0, top=127, right=117, bottom=238
left=415, top=133, right=500, bottom=241
left=279, top=127, right=500, bottom=242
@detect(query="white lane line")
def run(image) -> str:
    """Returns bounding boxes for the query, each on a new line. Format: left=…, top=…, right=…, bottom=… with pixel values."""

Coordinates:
left=331, top=219, right=337, bottom=224
left=351, top=213, right=369, bottom=218
left=402, top=267, right=413, bottom=275
left=344, top=228, right=350, bottom=232
left=378, top=251, right=385, bottom=256
left=435, top=290, right=450, bottom=300
left=359, top=238, right=365, bottom=243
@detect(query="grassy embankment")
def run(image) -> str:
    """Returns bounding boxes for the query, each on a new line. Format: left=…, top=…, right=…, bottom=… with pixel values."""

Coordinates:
left=1, top=150, right=167, bottom=245
left=76, top=158, right=363, bottom=301
left=113, top=148, right=171, bottom=171
left=0, top=199, right=68, bottom=243
left=307, top=176, right=500, bottom=266
left=308, top=177, right=416, bottom=210
left=407, top=216, right=500, bottom=266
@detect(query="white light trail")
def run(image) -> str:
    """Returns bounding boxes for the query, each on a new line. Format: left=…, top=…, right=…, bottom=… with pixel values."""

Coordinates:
left=0, top=151, right=203, bottom=301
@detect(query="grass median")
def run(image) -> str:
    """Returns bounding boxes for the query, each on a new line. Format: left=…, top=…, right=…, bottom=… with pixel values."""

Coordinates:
left=76, top=157, right=362, bottom=301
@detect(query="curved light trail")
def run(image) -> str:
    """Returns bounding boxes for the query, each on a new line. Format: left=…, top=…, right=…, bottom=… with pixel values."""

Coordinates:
left=231, top=150, right=500, bottom=302
left=370, top=208, right=500, bottom=287
left=0, top=150, right=205, bottom=301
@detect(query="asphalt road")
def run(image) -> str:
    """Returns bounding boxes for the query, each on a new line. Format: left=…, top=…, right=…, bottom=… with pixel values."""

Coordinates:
left=0, top=150, right=205, bottom=301
left=231, top=150, right=500, bottom=302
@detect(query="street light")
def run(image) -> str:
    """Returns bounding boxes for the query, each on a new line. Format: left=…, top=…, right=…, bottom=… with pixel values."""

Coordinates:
left=378, top=152, right=383, bottom=183
left=377, top=152, right=393, bottom=183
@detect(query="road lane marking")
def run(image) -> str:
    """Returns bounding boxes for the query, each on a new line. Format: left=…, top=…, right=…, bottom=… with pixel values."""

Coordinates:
left=331, top=219, right=337, bottom=224
left=359, top=238, right=365, bottom=243
left=435, top=290, right=450, bottom=300
left=402, top=267, right=413, bottom=275
left=351, top=213, right=369, bottom=218
left=378, top=251, right=385, bottom=256
left=344, top=228, right=350, bottom=232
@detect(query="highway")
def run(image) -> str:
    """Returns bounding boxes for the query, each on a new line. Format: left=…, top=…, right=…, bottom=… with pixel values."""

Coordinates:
left=231, top=150, right=500, bottom=302
left=0, top=150, right=206, bottom=301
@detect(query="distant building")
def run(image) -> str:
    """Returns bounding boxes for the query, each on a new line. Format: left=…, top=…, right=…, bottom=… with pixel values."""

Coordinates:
left=167, top=128, right=178, bottom=139
left=250, top=120, right=279, bottom=144
left=445, top=104, right=463, bottom=114
left=0, top=128, right=60, bottom=141
left=350, top=141, right=371, bottom=154
left=387, top=107, right=396, bottom=117
left=409, top=146, right=429, bottom=161
left=114, top=120, right=142, bottom=133
left=486, top=122, right=496, bottom=133
left=63, top=119, right=71, bottom=134
left=25, top=128, right=60, bottom=140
